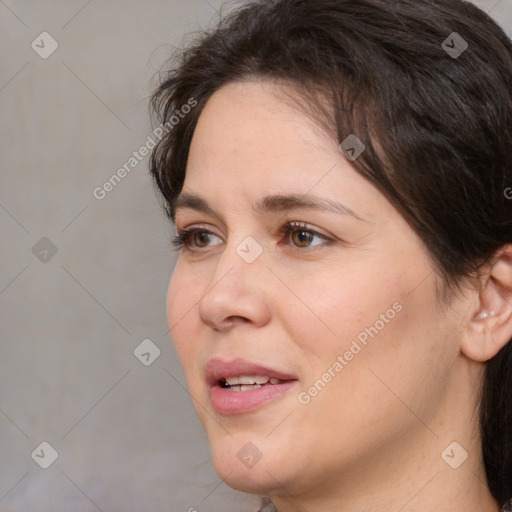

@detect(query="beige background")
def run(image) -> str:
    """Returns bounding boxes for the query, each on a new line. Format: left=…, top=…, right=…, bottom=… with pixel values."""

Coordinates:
left=1, top=0, right=511, bottom=510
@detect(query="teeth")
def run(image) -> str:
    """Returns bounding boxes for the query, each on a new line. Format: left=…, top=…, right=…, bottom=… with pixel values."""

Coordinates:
left=227, top=384, right=262, bottom=392
left=225, top=375, right=270, bottom=385
left=240, top=384, right=261, bottom=391
left=221, top=375, right=287, bottom=390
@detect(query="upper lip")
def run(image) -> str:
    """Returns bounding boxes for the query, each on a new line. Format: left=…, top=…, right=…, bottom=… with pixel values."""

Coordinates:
left=205, top=357, right=298, bottom=387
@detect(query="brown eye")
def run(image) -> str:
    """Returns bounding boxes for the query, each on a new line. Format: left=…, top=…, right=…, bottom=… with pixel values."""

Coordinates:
left=281, top=222, right=329, bottom=249
left=291, top=229, right=315, bottom=247
left=194, top=231, right=213, bottom=247
left=172, top=228, right=223, bottom=251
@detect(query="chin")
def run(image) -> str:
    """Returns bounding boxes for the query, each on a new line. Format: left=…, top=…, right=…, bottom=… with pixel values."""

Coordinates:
left=212, top=455, right=284, bottom=495
left=207, top=430, right=292, bottom=495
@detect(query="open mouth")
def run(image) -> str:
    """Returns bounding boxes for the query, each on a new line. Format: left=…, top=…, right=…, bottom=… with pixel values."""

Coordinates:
left=205, top=358, right=299, bottom=415
left=218, top=375, right=290, bottom=391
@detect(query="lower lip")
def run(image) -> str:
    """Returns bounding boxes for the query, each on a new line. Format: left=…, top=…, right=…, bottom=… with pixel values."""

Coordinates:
left=210, top=381, right=299, bottom=415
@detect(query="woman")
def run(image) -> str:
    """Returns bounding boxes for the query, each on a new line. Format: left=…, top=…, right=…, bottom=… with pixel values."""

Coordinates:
left=149, top=0, right=512, bottom=510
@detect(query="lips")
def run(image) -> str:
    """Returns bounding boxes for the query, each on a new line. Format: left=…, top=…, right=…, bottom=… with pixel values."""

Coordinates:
left=205, top=358, right=299, bottom=415
left=205, top=358, right=298, bottom=386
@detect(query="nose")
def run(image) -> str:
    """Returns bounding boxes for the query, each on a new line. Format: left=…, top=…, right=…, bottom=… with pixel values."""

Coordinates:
left=197, top=241, right=272, bottom=332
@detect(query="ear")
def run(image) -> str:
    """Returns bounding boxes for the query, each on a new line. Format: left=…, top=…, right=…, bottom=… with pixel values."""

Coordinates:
left=461, top=246, right=512, bottom=362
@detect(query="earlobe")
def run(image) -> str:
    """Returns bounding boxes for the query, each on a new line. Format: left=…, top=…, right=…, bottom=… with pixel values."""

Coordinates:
left=473, top=311, right=496, bottom=321
left=461, top=247, right=512, bottom=362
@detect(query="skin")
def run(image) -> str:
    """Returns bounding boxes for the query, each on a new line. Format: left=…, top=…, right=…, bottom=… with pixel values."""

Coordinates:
left=167, top=80, right=512, bottom=511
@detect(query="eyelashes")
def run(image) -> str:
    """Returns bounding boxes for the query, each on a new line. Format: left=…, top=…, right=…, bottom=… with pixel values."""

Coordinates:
left=172, top=221, right=331, bottom=252
left=172, top=228, right=220, bottom=250
left=278, top=221, right=328, bottom=248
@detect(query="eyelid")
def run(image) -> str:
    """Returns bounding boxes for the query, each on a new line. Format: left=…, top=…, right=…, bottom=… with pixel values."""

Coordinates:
left=176, top=222, right=222, bottom=236
left=280, top=221, right=330, bottom=239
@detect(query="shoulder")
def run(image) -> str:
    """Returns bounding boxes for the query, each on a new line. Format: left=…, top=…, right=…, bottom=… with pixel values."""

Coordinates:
left=256, top=497, right=277, bottom=512
left=502, top=499, right=512, bottom=512
left=258, top=497, right=512, bottom=511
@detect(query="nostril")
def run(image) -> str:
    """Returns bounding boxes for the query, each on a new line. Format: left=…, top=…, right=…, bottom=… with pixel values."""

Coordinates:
left=225, top=316, right=251, bottom=325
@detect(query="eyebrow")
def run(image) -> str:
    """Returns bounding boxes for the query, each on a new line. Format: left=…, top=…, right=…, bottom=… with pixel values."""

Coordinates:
left=172, top=192, right=363, bottom=221
left=257, top=194, right=363, bottom=220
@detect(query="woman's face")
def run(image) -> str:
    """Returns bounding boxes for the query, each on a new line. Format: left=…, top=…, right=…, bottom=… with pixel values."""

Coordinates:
left=167, top=81, right=471, bottom=498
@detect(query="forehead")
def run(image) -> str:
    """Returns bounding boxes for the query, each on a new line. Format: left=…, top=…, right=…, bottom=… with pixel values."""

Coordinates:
left=179, top=80, right=388, bottom=224
left=185, top=81, right=341, bottom=190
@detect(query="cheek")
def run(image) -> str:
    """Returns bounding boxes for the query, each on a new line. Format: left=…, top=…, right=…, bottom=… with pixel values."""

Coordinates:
left=276, top=262, right=405, bottom=364
left=295, top=270, right=452, bottom=431
left=166, top=261, right=203, bottom=363
left=283, top=257, right=448, bottom=409
left=166, top=263, right=185, bottom=327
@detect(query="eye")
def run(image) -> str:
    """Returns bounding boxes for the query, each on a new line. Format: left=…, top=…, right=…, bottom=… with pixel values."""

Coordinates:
left=290, top=229, right=316, bottom=248
left=281, top=222, right=329, bottom=248
left=172, top=227, right=223, bottom=251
